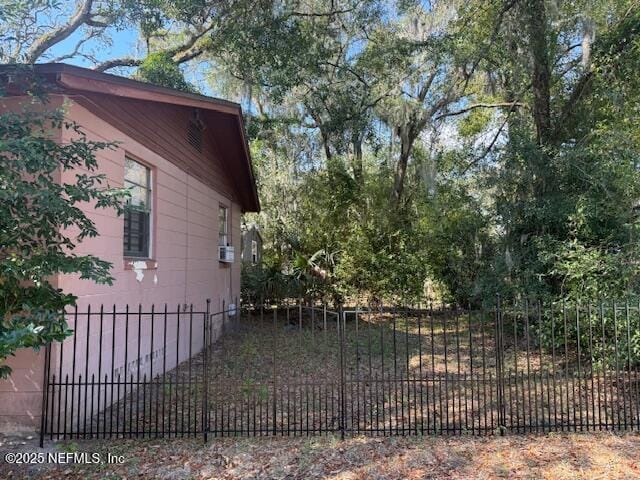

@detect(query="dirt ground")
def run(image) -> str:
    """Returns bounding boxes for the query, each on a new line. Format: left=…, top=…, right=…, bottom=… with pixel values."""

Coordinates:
left=1, top=431, right=639, bottom=479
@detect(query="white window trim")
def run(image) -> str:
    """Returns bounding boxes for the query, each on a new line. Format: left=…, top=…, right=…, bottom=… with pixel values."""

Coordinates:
left=123, top=157, right=153, bottom=259
left=218, top=205, right=229, bottom=247
left=251, top=239, right=258, bottom=264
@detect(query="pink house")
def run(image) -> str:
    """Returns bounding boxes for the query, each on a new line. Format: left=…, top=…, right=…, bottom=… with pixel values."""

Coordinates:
left=0, top=64, right=259, bottom=431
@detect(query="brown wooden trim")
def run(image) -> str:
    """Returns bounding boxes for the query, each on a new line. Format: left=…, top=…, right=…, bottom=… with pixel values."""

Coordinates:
left=39, top=63, right=242, bottom=114
left=59, top=73, right=240, bottom=115
left=234, top=115, right=259, bottom=211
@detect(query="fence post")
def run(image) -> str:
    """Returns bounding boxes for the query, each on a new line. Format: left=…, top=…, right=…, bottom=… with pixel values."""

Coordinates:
left=495, top=294, right=506, bottom=435
left=286, top=299, right=290, bottom=323
left=39, top=342, right=51, bottom=448
left=203, top=299, right=210, bottom=443
left=338, top=304, right=346, bottom=440
left=272, top=305, right=277, bottom=435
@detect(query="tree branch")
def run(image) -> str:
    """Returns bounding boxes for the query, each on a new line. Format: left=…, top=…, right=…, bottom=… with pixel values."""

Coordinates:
left=172, top=42, right=206, bottom=64
left=94, top=57, right=143, bottom=72
left=462, top=100, right=520, bottom=174
left=435, top=102, right=524, bottom=121
left=319, top=60, right=370, bottom=87
left=417, top=71, right=438, bottom=102
left=51, top=30, right=100, bottom=63
left=553, top=7, right=640, bottom=142
left=24, top=0, right=94, bottom=63
left=95, top=23, right=214, bottom=72
left=287, top=4, right=358, bottom=18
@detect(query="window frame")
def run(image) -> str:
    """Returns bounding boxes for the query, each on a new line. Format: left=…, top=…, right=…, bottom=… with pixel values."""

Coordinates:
left=218, top=205, right=229, bottom=247
left=123, top=156, right=154, bottom=260
left=251, top=239, right=258, bottom=264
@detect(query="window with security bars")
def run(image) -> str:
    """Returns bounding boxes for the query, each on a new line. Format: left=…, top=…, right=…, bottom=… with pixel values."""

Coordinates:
left=123, top=158, right=151, bottom=258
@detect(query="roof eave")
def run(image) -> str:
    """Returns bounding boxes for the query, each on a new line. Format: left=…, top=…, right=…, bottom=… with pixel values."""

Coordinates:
left=0, top=63, right=260, bottom=212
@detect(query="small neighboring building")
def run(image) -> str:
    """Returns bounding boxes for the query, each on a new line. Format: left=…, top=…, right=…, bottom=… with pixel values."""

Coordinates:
left=0, top=63, right=259, bottom=431
left=241, top=223, right=263, bottom=265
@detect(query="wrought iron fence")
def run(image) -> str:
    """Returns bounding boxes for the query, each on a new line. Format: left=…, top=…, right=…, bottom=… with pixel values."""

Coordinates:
left=41, top=302, right=213, bottom=446
left=41, top=297, right=640, bottom=445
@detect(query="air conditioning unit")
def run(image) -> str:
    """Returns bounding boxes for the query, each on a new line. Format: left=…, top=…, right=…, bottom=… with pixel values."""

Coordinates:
left=218, top=245, right=235, bottom=263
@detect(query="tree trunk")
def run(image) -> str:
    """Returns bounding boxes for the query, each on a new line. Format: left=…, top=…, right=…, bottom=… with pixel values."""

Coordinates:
left=525, top=0, right=552, bottom=145
left=581, top=18, right=595, bottom=68
left=391, top=127, right=413, bottom=206
left=351, top=137, right=363, bottom=183
left=319, top=125, right=332, bottom=162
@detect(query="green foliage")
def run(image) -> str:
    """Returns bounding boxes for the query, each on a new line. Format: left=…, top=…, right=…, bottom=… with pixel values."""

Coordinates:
left=136, top=52, right=197, bottom=92
left=416, top=181, right=494, bottom=303
left=241, top=263, right=300, bottom=305
left=480, top=4, right=640, bottom=300
left=0, top=99, right=128, bottom=378
left=236, top=0, right=640, bottom=308
left=331, top=164, right=429, bottom=302
left=531, top=297, right=640, bottom=369
left=457, top=107, right=492, bottom=139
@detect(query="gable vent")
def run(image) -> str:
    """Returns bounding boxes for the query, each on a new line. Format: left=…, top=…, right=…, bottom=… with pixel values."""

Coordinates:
left=188, top=109, right=205, bottom=152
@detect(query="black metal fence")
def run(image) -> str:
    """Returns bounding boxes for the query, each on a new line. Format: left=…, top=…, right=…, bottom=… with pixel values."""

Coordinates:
left=40, top=301, right=223, bottom=446
left=41, top=297, right=640, bottom=444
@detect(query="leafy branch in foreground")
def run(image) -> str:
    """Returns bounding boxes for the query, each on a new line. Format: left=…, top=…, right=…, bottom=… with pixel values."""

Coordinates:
left=0, top=103, right=128, bottom=378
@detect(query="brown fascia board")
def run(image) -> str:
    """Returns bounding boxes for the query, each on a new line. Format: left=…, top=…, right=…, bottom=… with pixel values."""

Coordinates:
left=234, top=113, right=260, bottom=213
left=40, top=63, right=241, bottom=114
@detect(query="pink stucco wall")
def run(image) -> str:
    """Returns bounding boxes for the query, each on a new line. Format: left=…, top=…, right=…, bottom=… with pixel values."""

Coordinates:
left=59, top=98, right=241, bottom=310
left=0, top=96, right=243, bottom=431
